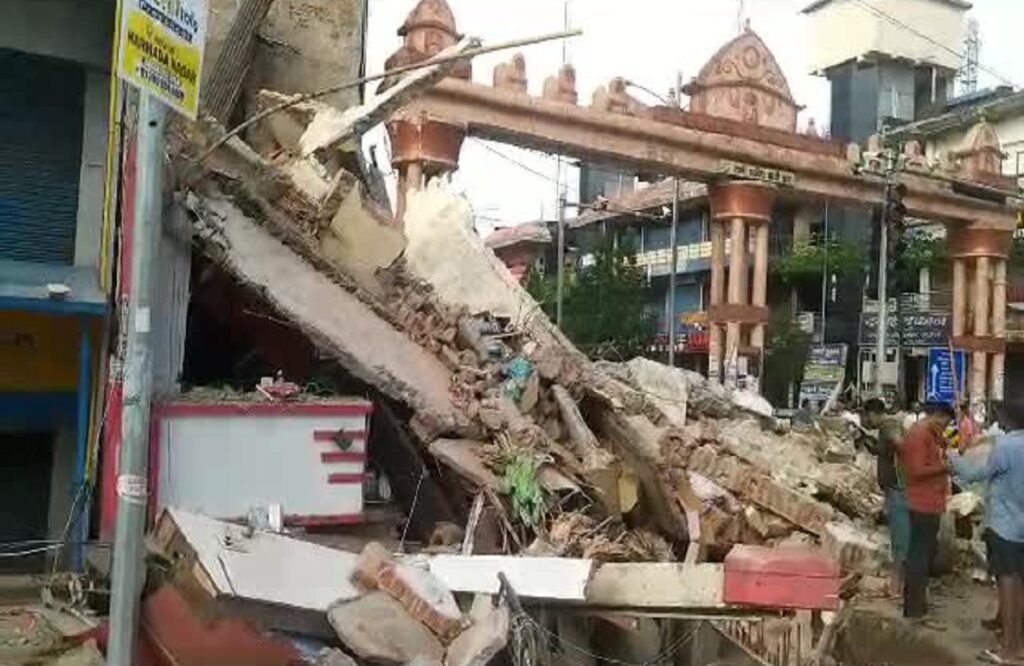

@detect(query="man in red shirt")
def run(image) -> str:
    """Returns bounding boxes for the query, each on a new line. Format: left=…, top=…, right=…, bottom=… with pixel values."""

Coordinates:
left=900, top=401, right=955, bottom=619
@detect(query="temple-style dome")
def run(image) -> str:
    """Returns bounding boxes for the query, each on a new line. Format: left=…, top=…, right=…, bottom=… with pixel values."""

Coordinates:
left=685, top=29, right=799, bottom=132
left=399, top=0, right=458, bottom=37
left=379, top=0, right=471, bottom=92
left=954, top=118, right=1005, bottom=176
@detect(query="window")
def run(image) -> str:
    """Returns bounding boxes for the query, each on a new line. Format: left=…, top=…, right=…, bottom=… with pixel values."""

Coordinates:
left=1016, top=151, right=1024, bottom=176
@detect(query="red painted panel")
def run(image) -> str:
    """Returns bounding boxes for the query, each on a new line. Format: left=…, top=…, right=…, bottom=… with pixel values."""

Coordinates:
left=155, top=402, right=373, bottom=418
left=326, top=473, right=370, bottom=485
left=724, top=545, right=841, bottom=611
left=313, top=429, right=367, bottom=442
left=320, top=451, right=366, bottom=463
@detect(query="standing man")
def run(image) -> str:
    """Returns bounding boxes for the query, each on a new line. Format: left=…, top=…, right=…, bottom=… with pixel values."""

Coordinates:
left=862, top=398, right=908, bottom=597
left=949, top=402, right=1024, bottom=665
left=900, top=401, right=955, bottom=620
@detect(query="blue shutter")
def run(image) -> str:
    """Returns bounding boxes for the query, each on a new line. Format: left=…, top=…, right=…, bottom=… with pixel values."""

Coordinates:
left=0, top=49, right=84, bottom=265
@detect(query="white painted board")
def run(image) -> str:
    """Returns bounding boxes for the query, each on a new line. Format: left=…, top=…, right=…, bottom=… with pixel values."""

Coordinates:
left=155, top=405, right=367, bottom=522
left=167, top=508, right=361, bottom=611
left=424, top=555, right=594, bottom=601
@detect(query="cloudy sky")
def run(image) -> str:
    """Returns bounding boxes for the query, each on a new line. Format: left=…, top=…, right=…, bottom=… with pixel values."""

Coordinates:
left=363, top=0, right=1022, bottom=234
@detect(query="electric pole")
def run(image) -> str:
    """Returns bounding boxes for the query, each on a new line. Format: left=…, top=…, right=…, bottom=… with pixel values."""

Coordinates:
left=667, top=70, right=683, bottom=367
left=106, top=91, right=166, bottom=666
left=875, top=144, right=904, bottom=398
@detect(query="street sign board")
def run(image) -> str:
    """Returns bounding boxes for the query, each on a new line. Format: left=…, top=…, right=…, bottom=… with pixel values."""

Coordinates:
left=119, top=0, right=208, bottom=118
left=926, top=348, right=966, bottom=406
left=860, top=313, right=950, bottom=348
left=799, top=344, right=848, bottom=405
left=718, top=161, right=796, bottom=187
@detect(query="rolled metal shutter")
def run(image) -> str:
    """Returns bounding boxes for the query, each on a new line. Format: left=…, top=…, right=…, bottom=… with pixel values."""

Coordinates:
left=0, top=48, right=84, bottom=265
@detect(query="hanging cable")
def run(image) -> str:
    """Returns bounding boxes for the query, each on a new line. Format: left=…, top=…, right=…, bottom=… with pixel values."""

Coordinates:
left=850, top=0, right=1016, bottom=88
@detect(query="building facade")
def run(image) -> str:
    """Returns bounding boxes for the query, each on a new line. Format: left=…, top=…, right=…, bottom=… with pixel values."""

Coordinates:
left=0, top=0, right=116, bottom=569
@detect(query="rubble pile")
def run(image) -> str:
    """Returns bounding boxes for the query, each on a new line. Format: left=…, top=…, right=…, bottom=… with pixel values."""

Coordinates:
left=169, top=85, right=889, bottom=575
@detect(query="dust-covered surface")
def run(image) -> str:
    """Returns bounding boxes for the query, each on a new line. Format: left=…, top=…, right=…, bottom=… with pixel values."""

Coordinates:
left=839, top=575, right=998, bottom=666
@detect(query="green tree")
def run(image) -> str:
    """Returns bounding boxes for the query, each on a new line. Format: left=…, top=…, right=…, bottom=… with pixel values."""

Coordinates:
left=527, top=238, right=654, bottom=360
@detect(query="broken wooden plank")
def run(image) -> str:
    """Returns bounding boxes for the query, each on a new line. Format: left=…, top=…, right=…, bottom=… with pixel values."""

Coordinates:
left=423, top=554, right=594, bottom=601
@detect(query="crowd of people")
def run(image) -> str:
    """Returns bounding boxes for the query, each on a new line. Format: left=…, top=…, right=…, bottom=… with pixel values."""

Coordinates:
left=861, top=398, right=1024, bottom=665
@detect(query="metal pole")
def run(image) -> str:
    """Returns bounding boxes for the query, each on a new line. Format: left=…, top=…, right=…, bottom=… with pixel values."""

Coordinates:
left=820, top=200, right=829, bottom=342
left=556, top=191, right=566, bottom=328
left=107, top=91, right=166, bottom=666
left=667, top=71, right=683, bottom=367
left=875, top=150, right=895, bottom=397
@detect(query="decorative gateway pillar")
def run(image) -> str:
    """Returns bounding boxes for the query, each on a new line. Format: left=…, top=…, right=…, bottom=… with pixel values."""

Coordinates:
left=708, top=182, right=777, bottom=389
left=685, top=27, right=798, bottom=389
left=380, top=0, right=471, bottom=224
left=948, top=227, right=1013, bottom=412
left=947, top=118, right=1016, bottom=415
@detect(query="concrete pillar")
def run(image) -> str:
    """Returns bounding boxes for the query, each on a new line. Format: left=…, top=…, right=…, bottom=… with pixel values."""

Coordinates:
left=709, top=221, right=726, bottom=383
left=991, top=258, right=1007, bottom=401
left=952, top=258, right=967, bottom=337
left=708, top=181, right=776, bottom=391
left=725, top=216, right=747, bottom=388
left=971, top=256, right=991, bottom=408
left=750, top=222, right=769, bottom=349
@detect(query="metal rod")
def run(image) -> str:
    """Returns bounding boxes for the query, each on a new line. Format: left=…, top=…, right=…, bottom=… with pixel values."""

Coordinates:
left=197, top=28, right=583, bottom=164
left=556, top=192, right=566, bottom=328
left=106, top=91, right=166, bottom=666
left=667, top=71, right=683, bottom=367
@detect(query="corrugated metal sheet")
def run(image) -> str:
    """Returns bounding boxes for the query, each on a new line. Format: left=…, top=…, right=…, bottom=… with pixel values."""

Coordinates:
left=0, top=49, right=84, bottom=265
left=151, top=205, right=192, bottom=394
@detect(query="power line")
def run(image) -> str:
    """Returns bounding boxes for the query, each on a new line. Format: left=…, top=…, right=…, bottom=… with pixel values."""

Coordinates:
left=471, top=139, right=563, bottom=186
left=850, top=0, right=1016, bottom=88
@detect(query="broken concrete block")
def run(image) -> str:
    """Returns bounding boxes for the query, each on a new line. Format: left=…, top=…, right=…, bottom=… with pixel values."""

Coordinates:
left=821, top=521, right=885, bottom=573
left=377, top=561, right=464, bottom=640
left=352, top=542, right=465, bottom=640
left=328, top=592, right=445, bottom=664
left=354, top=541, right=392, bottom=590
left=445, top=596, right=510, bottom=666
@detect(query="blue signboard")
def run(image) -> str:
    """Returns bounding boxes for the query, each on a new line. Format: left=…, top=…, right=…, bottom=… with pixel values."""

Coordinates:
left=926, top=348, right=967, bottom=405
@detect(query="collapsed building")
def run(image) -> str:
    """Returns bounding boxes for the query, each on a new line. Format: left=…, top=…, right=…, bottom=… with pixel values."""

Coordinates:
left=8, top=1, right=1016, bottom=665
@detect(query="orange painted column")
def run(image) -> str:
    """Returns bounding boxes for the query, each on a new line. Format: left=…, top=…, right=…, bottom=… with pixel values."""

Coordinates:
left=949, top=226, right=1013, bottom=416
left=971, top=256, right=991, bottom=411
left=387, top=116, right=465, bottom=225
left=709, top=221, right=726, bottom=383
left=991, top=258, right=1007, bottom=401
left=725, top=216, right=747, bottom=388
left=750, top=222, right=770, bottom=350
left=952, top=258, right=967, bottom=338
left=708, top=181, right=776, bottom=391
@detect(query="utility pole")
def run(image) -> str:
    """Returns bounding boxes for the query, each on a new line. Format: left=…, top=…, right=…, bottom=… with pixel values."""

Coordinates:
left=667, top=70, right=683, bottom=367
left=874, top=146, right=897, bottom=397
left=556, top=191, right=566, bottom=328
left=106, top=91, right=166, bottom=666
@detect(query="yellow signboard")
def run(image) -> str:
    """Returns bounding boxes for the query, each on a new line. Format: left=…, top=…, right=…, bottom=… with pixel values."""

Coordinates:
left=119, top=0, right=207, bottom=118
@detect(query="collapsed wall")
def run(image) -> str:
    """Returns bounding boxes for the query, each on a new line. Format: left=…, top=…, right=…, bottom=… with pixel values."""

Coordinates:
left=173, top=97, right=885, bottom=572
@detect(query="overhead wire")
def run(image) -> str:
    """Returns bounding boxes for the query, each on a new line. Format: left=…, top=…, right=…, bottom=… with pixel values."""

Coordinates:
left=849, top=0, right=1016, bottom=88
left=522, top=614, right=702, bottom=666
